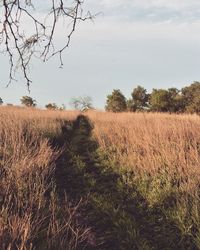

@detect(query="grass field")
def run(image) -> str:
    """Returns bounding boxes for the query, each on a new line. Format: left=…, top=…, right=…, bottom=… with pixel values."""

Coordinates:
left=1, top=107, right=200, bottom=249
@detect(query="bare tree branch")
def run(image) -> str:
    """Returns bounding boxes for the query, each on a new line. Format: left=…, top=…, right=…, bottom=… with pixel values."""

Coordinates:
left=0, top=0, right=94, bottom=91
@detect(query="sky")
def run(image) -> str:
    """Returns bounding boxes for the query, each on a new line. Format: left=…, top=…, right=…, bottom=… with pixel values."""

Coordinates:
left=0, top=0, right=200, bottom=109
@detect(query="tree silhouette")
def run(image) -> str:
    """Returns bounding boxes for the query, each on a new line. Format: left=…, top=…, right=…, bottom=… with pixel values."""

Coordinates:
left=70, top=96, right=93, bottom=112
left=20, top=96, right=36, bottom=107
left=45, top=103, right=58, bottom=110
left=0, top=0, right=93, bottom=89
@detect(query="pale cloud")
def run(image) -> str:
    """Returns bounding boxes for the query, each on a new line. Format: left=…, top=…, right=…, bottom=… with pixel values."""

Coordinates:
left=86, top=0, right=200, bottom=22
left=1, top=0, right=200, bottom=108
left=99, top=0, right=200, bottom=9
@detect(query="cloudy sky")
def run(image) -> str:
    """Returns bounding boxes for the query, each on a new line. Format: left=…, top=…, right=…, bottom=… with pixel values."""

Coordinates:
left=1, top=0, right=200, bottom=108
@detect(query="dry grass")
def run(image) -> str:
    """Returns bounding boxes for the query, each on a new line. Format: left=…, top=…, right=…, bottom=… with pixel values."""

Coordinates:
left=88, top=111, right=200, bottom=200
left=1, top=106, right=200, bottom=248
left=87, top=111, right=200, bottom=246
left=0, top=107, right=89, bottom=250
left=0, top=106, right=80, bottom=135
left=89, top=112, right=200, bottom=174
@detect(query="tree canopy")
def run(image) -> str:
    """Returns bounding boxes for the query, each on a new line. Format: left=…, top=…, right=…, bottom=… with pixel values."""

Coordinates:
left=20, top=96, right=36, bottom=107
left=181, top=82, right=200, bottom=113
left=149, top=88, right=184, bottom=113
left=45, top=103, right=58, bottom=110
left=149, top=89, right=171, bottom=112
left=131, top=85, right=149, bottom=111
left=105, top=89, right=127, bottom=112
left=106, top=82, right=200, bottom=114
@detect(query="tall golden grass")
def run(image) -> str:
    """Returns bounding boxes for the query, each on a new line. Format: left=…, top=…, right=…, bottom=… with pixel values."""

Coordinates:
left=89, top=111, right=200, bottom=173
left=1, top=106, right=200, bottom=248
left=0, top=107, right=89, bottom=250
left=88, top=111, right=200, bottom=201
left=87, top=111, right=200, bottom=246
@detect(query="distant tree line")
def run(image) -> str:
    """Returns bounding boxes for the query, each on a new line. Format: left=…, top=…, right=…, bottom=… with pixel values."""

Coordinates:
left=1, top=82, right=200, bottom=114
left=20, top=96, right=66, bottom=110
left=0, top=95, right=93, bottom=111
left=105, top=82, right=200, bottom=114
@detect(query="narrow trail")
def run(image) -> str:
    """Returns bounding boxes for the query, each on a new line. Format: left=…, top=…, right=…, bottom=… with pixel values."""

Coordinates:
left=52, top=115, right=197, bottom=250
